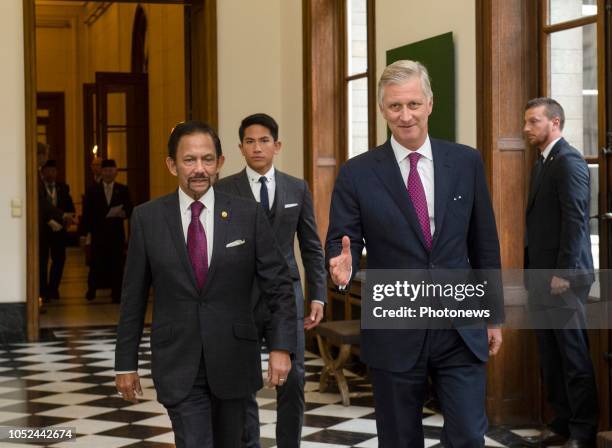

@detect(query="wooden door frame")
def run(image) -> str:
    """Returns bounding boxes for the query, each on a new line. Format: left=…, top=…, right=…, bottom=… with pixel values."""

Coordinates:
left=23, top=0, right=217, bottom=341
left=95, top=71, right=150, bottom=206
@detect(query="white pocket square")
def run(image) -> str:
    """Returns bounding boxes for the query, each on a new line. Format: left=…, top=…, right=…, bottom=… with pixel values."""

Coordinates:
left=226, top=239, right=245, bottom=248
left=284, top=203, right=298, bottom=208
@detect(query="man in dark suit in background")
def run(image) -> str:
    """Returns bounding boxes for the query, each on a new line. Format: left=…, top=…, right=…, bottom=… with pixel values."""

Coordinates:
left=326, top=60, right=503, bottom=447
left=115, top=121, right=296, bottom=448
left=216, top=113, right=327, bottom=448
left=38, top=159, right=75, bottom=302
left=522, top=98, right=598, bottom=448
left=82, top=159, right=132, bottom=302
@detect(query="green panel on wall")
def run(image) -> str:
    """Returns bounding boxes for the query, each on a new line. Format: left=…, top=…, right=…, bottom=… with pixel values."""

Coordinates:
left=386, top=32, right=455, bottom=142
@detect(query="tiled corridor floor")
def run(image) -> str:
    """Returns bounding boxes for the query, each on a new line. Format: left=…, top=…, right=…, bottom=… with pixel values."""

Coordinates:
left=14, top=249, right=543, bottom=447
left=0, top=326, right=543, bottom=447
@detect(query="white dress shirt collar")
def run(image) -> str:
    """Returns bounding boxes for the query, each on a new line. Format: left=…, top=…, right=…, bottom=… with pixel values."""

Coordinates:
left=391, top=135, right=433, bottom=164
left=178, top=185, right=215, bottom=215
left=245, top=165, right=275, bottom=184
left=540, top=137, right=561, bottom=161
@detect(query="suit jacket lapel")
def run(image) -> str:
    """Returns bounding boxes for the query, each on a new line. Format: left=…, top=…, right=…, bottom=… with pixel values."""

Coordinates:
left=200, top=190, right=231, bottom=297
left=527, top=138, right=564, bottom=212
left=236, top=169, right=256, bottom=200
left=272, top=171, right=287, bottom=233
left=431, top=141, right=453, bottom=251
left=372, top=142, right=429, bottom=251
left=162, top=191, right=199, bottom=292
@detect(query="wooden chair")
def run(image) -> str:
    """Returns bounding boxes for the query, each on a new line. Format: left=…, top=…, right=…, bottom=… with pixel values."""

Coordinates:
left=314, top=320, right=367, bottom=406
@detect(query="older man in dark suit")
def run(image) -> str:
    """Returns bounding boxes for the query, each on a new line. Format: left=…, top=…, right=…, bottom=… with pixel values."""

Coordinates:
left=216, top=113, right=326, bottom=448
left=82, top=159, right=132, bottom=302
left=38, top=159, right=75, bottom=302
left=115, top=121, right=297, bottom=448
left=326, top=60, right=503, bottom=448
left=522, top=98, right=597, bottom=448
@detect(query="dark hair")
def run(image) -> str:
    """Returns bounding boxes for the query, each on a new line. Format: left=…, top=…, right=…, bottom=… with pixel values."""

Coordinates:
left=167, top=121, right=222, bottom=159
left=238, top=113, right=279, bottom=142
left=101, top=159, right=117, bottom=168
left=525, top=97, right=566, bottom=130
left=41, top=159, right=57, bottom=169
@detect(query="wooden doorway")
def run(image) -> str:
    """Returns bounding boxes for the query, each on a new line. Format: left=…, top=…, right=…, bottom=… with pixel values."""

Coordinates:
left=23, top=0, right=217, bottom=341
left=36, top=92, right=66, bottom=182
left=92, top=71, right=150, bottom=207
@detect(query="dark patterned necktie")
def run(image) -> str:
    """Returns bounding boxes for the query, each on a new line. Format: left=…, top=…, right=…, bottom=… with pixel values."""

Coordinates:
left=531, top=155, right=545, bottom=189
left=187, top=201, right=208, bottom=289
left=407, top=152, right=432, bottom=251
left=259, top=176, right=270, bottom=212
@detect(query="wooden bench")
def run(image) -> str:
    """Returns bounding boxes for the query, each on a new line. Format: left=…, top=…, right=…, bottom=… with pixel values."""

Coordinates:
left=315, top=320, right=367, bottom=406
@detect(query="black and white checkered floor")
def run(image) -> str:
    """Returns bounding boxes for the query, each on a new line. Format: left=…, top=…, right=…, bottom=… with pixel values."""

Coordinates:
left=0, top=327, right=541, bottom=447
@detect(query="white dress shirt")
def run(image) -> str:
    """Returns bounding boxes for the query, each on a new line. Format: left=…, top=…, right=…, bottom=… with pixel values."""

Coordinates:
left=45, top=182, right=57, bottom=206
left=246, top=165, right=275, bottom=209
left=103, top=181, right=114, bottom=205
left=178, top=185, right=214, bottom=266
left=115, top=186, right=215, bottom=376
left=540, top=137, right=561, bottom=162
left=391, top=135, right=436, bottom=236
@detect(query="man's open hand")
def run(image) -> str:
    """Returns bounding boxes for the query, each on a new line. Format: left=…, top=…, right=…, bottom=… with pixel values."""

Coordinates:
left=329, top=236, right=352, bottom=287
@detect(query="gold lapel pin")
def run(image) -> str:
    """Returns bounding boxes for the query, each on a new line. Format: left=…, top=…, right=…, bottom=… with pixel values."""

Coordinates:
left=221, top=211, right=228, bottom=219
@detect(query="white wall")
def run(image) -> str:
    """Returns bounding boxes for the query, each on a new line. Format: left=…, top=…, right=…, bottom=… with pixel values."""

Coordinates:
left=0, top=0, right=26, bottom=304
left=217, top=0, right=303, bottom=179
left=376, top=0, right=477, bottom=148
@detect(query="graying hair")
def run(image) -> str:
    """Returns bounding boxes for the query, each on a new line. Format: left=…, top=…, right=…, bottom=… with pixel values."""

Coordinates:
left=377, top=60, right=433, bottom=108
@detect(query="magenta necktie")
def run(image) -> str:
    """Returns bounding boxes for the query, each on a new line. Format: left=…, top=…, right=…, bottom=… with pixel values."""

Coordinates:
left=407, top=152, right=432, bottom=251
left=187, top=201, right=208, bottom=289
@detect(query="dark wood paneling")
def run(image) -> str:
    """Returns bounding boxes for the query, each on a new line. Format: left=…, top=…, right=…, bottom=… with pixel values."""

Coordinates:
left=188, top=0, right=217, bottom=127
left=37, top=92, right=66, bottom=182
left=597, top=0, right=610, bottom=428
left=303, top=0, right=344, bottom=242
left=477, top=0, right=541, bottom=426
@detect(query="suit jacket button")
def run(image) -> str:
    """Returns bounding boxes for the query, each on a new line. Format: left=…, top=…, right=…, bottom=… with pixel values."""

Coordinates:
left=430, top=263, right=435, bottom=269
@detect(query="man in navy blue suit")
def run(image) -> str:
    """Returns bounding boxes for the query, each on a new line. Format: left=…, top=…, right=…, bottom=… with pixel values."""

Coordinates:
left=522, top=98, right=597, bottom=448
left=326, top=60, right=503, bottom=448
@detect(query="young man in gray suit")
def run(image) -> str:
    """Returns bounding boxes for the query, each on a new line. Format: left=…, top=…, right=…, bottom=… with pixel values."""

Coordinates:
left=216, top=113, right=327, bottom=448
left=115, top=121, right=297, bottom=448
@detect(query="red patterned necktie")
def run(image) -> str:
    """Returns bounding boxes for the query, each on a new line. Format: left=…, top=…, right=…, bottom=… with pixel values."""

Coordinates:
left=187, top=201, right=208, bottom=289
left=407, top=152, right=432, bottom=251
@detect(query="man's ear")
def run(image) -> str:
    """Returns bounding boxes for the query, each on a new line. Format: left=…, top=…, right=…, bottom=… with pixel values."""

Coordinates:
left=217, top=155, right=226, bottom=171
left=165, top=157, right=178, bottom=176
left=427, top=97, right=434, bottom=116
left=274, top=141, right=282, bottom=155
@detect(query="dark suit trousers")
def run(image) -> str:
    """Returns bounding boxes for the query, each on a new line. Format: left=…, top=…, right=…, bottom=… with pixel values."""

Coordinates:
left=165, top=355, right=246, bottom=448
left=370, top=330, right=487, bottom=448
left=243, top=317, right=305, bottom=448
left=39, top=231, right=67, bottom=299
left=534, top=286, right=598, bottom=442
left=88, top=235, right=124, bottom=301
